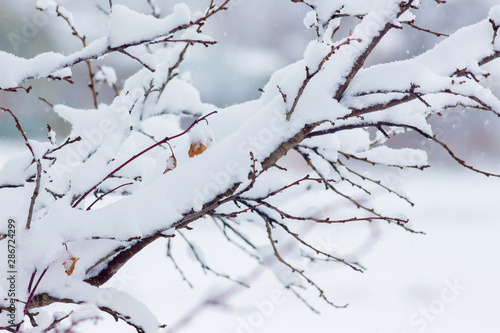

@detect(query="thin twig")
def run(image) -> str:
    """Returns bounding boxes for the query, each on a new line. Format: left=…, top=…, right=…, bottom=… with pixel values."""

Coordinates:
left=1, top=107, right=42, bottom=229
left=86, top=182, right=133, bottom=210
left=264, top=217, right=346, bottom=308
left=72, top=111, right=216, bottom=208
left=404, top=22, right=449, bottom=37
left=286, top=38, right=361, bottom=120
left=24, top=267, right=49, bottom=315
left=26, top=161, right=42, bottom=229
left=54, top=6, right=98, bottom=108
left=166, top=238, right=194, bottom=288
left=178, top=231, right=249, bottom=287
left=119, top=50, right=156, bottom=72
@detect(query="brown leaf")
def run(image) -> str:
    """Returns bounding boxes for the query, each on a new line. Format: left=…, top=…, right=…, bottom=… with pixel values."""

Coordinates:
left=163, top=155, right=177, bottom=174
left=62, top=251, right=80, bottom=276
left=188, top=141, right=207, bottom=158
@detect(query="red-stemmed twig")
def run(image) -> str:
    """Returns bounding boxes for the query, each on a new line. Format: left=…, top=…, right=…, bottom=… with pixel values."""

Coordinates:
left=50, top=5, right=98, bottom=108
left=1, top=107, right=42, bottom=229
left=263, top=217, right=346, bottom=308
left=286, top=38, right=362, bottom=120
left=24, top=267, right=49, bottom=317
left=3, top=86, right=32, bottom=93
left=86, top=182, right=134, bottom=211
left=72, top=111, right=217, bottom=208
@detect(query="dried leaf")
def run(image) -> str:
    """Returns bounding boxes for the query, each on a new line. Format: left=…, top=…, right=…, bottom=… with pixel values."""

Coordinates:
left=62, top=251, right=80, bottom=276
left=188, top=141, right=207, bottom=158
left=163, top=155, right=177, bottom=174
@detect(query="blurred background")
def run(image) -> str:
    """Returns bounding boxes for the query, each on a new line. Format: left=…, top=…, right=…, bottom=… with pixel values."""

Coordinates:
left=1, top=1, right=500, bottom=332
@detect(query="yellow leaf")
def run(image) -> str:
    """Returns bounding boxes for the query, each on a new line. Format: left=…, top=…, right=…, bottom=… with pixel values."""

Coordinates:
left=188, top=142, right=207, bottom=158
left=163, top=155, right=177, bottom=174
left=62, top=251, right=80, bottom=276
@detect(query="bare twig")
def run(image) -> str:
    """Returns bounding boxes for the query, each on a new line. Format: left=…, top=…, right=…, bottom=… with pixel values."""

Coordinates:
left=86, top=182, right=133, bottom=210
left=53, top=5, right=98, bottom=108
left=264, top=217, right=346, bottom=308
left=26, top=160, right=42, bottom=229
left=4, top=86, right=32, bottom=93
left=25, top=267, right=49, bottom=314
left=211, top=217, right=262, bottom=263
left=403, top=22, right=449, bottom=37
left=1, top=107, right=42, bottom=229
left=178, top=231, right=249, bottom=287
left=72, top=111, right=217, bottom=208
left=166, top=238, right=194, bottom=288
left=118, top=50, right=156, bottom=72
left=286, top=38, right=361, bottom=120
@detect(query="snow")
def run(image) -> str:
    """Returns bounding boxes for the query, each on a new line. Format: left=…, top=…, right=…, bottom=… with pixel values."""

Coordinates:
left=150, top=77, right=215, bottom=117
left=1, top=1, right=500, bottom=332
left=95, top=66, right=117, bottom=87
left=1, top=136, right=499, bottom=331
left=35, top=0, right=58, bottom=16
left=78, top=168, right=499, bottom=333
left=303, top=10, right=317, bottom=29
left=488, top=5, right=500, bottom=26
left=356, top=146, right=428, bottom=167
left=108, top=4, right=192, bottom=48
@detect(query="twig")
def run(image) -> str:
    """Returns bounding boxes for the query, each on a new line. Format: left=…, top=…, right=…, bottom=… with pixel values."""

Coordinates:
left=42, top=311, right=73, bottom=333
left=166, top=238, right=194, bottom=288
left=333, top=1, right=415, bottom=100
left=54, top=6, right=98, bottom=108
left=272, top=219, right=364, bottom=272
left=336, top=158, right=415, bottom=206
left=156, top=0, right=225, bottom=97
left=3, top=86, right=32, bottom=93
left=178, top=231, right=249, bottom=287
left=1, top=107, right=42, bottom=229
left=404, top=22, right=449, bottom=37
left=119, top=50, right=156, bottom=72
left=38, top=97, right=54, bottom=108
left=339, top=151, right=429, bottom=170
left=145, top=0, right=160, bottom=18
left=26, top=161, right=42, bottom=229
left=377, top=121, right=500, bottom=178
left=24, top=267, right=49, bottom=315
left=0, top=184, right=24, bottom=189
left=286, top=38, right=361, bottom=120
left=86, top=182, right=133, bottom=210
left=211, top=217, right=262, bottom=263
left=72, top=111, right=216, bottom=208
left=264, top=217, right=346, bottom=308
left=44, top=136, right=82, bottom=156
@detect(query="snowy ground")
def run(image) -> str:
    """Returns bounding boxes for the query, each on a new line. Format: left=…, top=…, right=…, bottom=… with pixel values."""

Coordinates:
left=2, top=141, right=498, bottom=333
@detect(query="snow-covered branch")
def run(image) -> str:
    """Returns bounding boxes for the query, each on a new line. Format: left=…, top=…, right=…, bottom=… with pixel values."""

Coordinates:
left=1, top=1, right=500, bottom=332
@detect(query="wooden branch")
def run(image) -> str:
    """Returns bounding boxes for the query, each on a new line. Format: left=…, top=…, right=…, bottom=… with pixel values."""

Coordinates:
left=286, top=38, right=361, bottom=120
left=72, top=111, right=216, bottom=208
left=86, top=182, right=133, bottom=210
left=1, top=1, right=230, bottom=90
left=376, top=121, right=500, bottom=178
left=263, top=216, right=346, bottom=308
left=333, top=1, right=416, bottom=101
left=403, top=22, right=449, bottom=37
left=0, top=107, right=43, bottom=229
left=26, top=160, right=42, bottom=229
